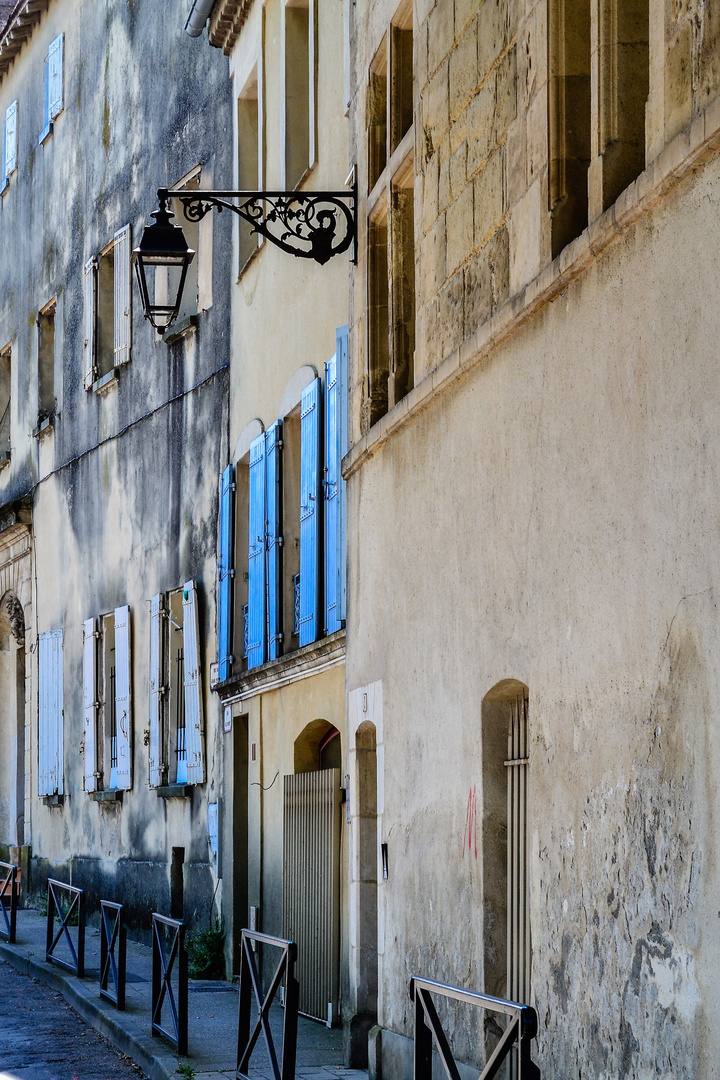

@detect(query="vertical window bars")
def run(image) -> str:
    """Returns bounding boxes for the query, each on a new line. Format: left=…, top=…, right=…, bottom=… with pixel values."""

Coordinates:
left=176, top=646, right=187, bottom=782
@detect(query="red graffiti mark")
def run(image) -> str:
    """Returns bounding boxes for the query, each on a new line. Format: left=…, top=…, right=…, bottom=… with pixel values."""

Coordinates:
left=463, top=785, right=478, bottom=859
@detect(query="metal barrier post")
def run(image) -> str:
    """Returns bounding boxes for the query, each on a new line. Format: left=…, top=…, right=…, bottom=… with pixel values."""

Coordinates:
left=236, top=928, right=299, bottom=1080
left=100, top=900, right=127, bottom=1010
left=151, top=913, right=188, bottom=1055
left=409, top=976, right=540, bottom=1080
left=45, top=879, right=85, bottom=977
left=0, top=862, right=18, bottom=943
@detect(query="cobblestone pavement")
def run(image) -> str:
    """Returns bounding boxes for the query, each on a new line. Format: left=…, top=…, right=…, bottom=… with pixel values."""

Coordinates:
left=0, top=960, right=147, bottom=1080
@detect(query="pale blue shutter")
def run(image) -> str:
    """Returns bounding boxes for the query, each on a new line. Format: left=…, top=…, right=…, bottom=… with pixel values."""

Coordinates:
left=149, top=593, right=163, bottom=788
left=38, top=629, right=63, bottom=796
left=114, top=606, right=132, bottom=790
left=82, top=618, right=97, bottom=792
left=217, top=465, right=234, bottom=681
left=324, top=355, right=340, bottom=634
left=266, top=420, right=283, bottom=660
left=39, top=58, right=50, bottom=143
left=48, top=35, right=63, bottom=119
left=247, top=433, right=267, bottom=668
left=336, top=325, right=348, bottom=624
left=1, top=115, right=6, bottom=192
left=4, top=101, right=16, bottom=177
left=299, top=378, right=322, bottom=646
left=182, top=581, right=205, bottom=785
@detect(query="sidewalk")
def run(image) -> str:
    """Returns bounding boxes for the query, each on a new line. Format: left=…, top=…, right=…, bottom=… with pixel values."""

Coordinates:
left=0, top=908, right=368, bottom=1080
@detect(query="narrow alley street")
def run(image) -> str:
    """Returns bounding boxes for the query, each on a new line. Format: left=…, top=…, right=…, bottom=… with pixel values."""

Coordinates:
left=0, top=961, right=146, bottom=1080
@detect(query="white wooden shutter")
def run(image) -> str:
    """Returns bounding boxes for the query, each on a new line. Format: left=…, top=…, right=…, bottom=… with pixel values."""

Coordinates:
left=48, top=34, right=63, bottom=119
left=182, top=581, right=205, bottom=785
left=38, top=629, right=63, bottom=796
left=113, top=224, right=131, bottom=365
left=4, top=100, right=17, bottom=176
left=114, top=605, right=132, bottom=790
left=149, top=593, right=163, bottom=788
left=83, top=257, right=96, bottom=389
left=82, top=618, right=98, bottom=792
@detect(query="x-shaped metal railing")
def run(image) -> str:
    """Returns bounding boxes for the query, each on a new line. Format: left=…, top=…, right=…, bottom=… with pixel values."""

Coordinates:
left=46, top=879, right=85, bottom=976
left=100, top=900, right=127, bottom=1010
left=236, top=929, right=299, bottom=1080
left=151, top=913, right=188, bottom=1054
left=0, top=861, right=18, bottom=943
left=410, top=976, right=541, bottom=1080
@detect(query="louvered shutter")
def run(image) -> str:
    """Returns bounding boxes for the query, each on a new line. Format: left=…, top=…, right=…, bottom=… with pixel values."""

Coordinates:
left=113, top=224, right=132, bottom=365
left=39, top=58, right=50, bottom=141
left=82, top=618, right=97, bottom=792
left=266, top=421, right=283, bottom=660
left=217, top=465, right=234, bottom=681
left=38, top=629, right=63, bottom=796
left=83, top=257, right=96, bottom=389
left=4, top=100, right=16, bottom=176
left=48, top=35, right=63, bottom=119
left=114, top=606, right=132, bottom=790
left=299, top=377, right=322, bottom=646
left=149, top=593, right=163, bottom=788
left=336, top=325, right=348, bottom=624
left=182, top=581, right=205, bottom=785
left=324, top=356, right=340, bottom=635
left=247, top=433, right=267, bottom=669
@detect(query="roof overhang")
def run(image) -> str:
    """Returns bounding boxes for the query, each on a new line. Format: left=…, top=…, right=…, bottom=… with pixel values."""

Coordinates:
left=0, top=0, right=51, bottom=82
left=207, top=0, right=253, bottom=54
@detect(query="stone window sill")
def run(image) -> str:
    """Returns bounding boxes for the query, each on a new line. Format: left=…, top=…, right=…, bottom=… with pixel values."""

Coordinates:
left=91, top=789, right=123, bottom=803
left=156, top=784, right=193, bottom=799
left=91, top=368, right=119, bottom=395
left=42, top=793, right=64, bottom=806
left=33, top=415, right=54, bottom=438
left=163, top=314, right=198, bottom=345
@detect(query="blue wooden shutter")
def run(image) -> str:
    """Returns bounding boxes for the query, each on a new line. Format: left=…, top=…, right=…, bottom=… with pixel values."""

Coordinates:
left=266, top=420, right=283, bottom=660
left=82, top=618, right=97, bottom=792
left=39, top=58, right=50, bottom=142
left=247, top=433, right=267, bottom=668
left=114, top=606, right=132, bottom=790
left=4, top=101, right=16, bottom=177
left=38, top=629, right=63, bottom=796
left=299, top=378, right=322, bottom=646
left=324, top=355, right=340, bottom=634
left=182, top=581, right=205, bottom=785
left=217, top=464, right=234, bottom=681
left=48, top=35, right=63, bottom=120
left=336, top=325, right=348, bottom=624
left=149, top=593, right=163, bottom=787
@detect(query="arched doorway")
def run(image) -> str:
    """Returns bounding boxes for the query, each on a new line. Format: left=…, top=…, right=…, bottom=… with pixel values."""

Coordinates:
left=481, top=680, right=530, bottom=1004
left=283, top=720, right=343, bottom=1024
left=0, top=592, right=25, bottom=852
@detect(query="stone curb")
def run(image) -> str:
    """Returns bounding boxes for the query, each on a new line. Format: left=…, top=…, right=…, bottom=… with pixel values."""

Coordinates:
left=0, top=937, right=181, bottom=1080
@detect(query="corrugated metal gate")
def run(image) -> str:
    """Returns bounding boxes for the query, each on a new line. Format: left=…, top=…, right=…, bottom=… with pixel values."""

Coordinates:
left=282, top=768, right=341, bottom=1024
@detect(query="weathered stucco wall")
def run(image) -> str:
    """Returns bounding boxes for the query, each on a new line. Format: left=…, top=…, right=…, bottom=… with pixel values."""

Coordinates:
left=0, top=0, right=233, bottom=927
left=345, top=140, right=720, bottom=1076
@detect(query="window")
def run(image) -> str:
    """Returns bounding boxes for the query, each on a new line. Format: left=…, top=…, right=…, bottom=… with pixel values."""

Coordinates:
left=238, top=67, right=261, bottom=271
left=39, top=33, right=63, bottom=143
left=36, top=299, right=56, bottom=430
left=149, top=582, right=205, bottom=789
left=225, top=331, right=348, bottom=675
left=0, top=342, right=10, bottom=464
left=83, top=225, right=132, bottom=389
left=82, top=607, right=132, bottom=793
left=549, top=0, right=649, bottom=257
left=366, top=1, right=415, bottom=429
left=1, top=99, right=17, bottom=194
left=548, top=0, right=591, bottom=257
left=38, top=628, right=63, bottom=798
left=284, top=0, right=315, bottom=187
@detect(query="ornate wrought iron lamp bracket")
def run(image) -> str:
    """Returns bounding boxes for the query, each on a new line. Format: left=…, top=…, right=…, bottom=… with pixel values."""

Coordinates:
left=162, top=180, right=357, bottom=266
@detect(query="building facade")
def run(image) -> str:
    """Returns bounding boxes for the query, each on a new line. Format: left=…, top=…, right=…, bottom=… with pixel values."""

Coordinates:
left=0, top=0, right=233, bottom=928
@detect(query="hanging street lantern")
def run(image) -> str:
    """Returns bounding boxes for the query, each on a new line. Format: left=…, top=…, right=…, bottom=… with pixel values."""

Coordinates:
left=134, top=176, right=356, bottom=334
left=132, top=190, right=196, bottom=334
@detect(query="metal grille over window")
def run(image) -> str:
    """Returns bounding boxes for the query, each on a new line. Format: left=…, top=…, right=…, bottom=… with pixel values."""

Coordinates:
left=242, top=603, right=250, bottom=659
left=293, top=574, right=301, bottom=637
left=505, top=694, right=530, bottom=1006
left=109, top=662, right=118, bottom=785
left=175, top=647, right=186, bottom=783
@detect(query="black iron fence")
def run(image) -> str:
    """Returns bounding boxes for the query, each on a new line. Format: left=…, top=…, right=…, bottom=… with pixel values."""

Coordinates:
left=46, top=879, right=85, bottom=977
left=0, top=861, right=18, bottom=943
left=410, top=976, right=540, bottom=1080
left=236, top=928, right=299, bottom=1080
left=151, top=913, right=188, bottom=1055
left=100, top=900, right=127, bottom=1010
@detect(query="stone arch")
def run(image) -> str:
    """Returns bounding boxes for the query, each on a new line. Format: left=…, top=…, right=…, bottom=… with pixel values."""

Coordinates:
left=293, top=717, right=341, bottom=773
